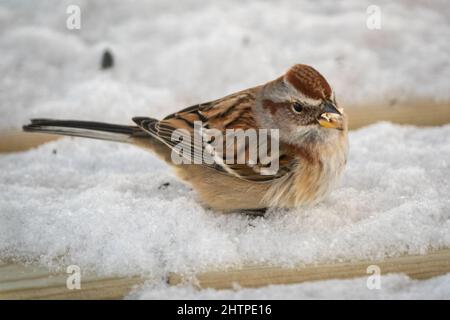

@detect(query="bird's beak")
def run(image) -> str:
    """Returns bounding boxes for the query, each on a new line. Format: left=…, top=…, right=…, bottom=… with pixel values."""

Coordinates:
left=317, top=101, right=344, bottom=130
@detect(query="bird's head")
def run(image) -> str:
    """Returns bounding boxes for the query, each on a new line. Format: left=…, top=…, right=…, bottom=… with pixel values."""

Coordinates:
left=256, top=64, right=346, bottom=145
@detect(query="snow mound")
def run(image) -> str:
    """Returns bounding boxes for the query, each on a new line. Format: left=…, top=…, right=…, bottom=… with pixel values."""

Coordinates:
left=127, top=273, right=450, bottom=300
left=1, top=122, right=449, bottom=277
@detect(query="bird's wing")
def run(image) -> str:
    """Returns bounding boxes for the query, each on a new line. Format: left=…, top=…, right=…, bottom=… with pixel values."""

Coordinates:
left=134, top=88, right=295, bottom=182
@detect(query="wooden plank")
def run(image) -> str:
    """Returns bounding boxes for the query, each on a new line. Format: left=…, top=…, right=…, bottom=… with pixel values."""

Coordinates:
left=0, top=276, right=145, bottom=300
left=1, top=249, right=448, bottom=299
left=1, top=100, right=450, bottom=153
left=168, top=249, right=450, bottom=290
left=0, top=131, right=58, bottom=153
left=346, top=100, right=450, bottom=129
left=0, top=262, right=145, bottom=300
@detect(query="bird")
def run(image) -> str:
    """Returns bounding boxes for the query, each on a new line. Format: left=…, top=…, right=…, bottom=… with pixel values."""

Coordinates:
left=23, top=64, right=348, bottom=213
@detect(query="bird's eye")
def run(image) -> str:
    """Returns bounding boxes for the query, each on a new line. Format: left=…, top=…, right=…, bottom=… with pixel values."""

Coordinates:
left=292, top=102, right=304, bottom=113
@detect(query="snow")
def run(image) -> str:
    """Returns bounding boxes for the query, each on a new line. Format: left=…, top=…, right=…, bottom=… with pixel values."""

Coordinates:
left=127, top=273, right=450, bottom=299
left=1, top=0, right=450, bottom=129
left=1, top=123, right=449, bottom=278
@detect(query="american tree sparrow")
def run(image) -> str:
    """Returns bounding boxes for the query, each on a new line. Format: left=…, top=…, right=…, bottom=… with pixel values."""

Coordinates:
left=24, top=64, right=348, bottom=213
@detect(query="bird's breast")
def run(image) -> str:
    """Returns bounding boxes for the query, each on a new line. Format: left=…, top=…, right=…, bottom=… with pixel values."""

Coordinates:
left=295, top=147, right=347, bottom=205
left=264, top=134, right=348, bottom=208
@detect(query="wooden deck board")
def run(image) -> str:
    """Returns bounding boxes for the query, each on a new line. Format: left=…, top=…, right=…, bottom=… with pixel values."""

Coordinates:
left=1, top=248, right=449, bottom=299
left=0, top=262, right=146, bottom=300
left=168, top=249, right=450, bottom=290
left=0, top=131, right=58, bottom=153
left=346, top=100, right=450, bottom=129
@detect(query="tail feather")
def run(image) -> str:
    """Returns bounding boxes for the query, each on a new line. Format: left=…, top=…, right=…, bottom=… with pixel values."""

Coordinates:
left=23, top=118, right=148, bottom=143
